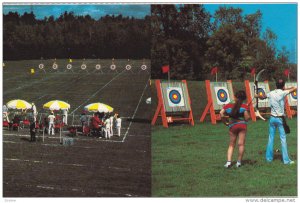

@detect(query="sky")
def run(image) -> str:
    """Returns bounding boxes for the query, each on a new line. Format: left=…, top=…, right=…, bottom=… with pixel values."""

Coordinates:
left=3, top=3, right=298, bottom=63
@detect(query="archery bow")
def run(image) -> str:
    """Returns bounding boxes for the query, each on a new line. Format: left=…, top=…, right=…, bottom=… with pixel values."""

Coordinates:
left=254, top=69, right=266, bottom=121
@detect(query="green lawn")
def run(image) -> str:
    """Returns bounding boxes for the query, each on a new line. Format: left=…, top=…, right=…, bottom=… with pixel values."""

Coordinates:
left=152, top=119, right=297, bottom=197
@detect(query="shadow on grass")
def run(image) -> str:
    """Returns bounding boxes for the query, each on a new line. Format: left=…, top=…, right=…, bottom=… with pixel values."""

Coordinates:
left=20, top=137, right=30, bottom=142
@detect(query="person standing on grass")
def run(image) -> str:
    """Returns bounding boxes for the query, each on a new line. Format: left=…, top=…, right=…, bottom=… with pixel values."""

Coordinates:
left=29, top=112, right=36, bottom=142
left=31, top=103, right=38, bottom=122
left=109, top=113, right=114, bottom=136
left=220, top=90, right=250, bottom=168
left=256, top=79, right=297, bottom=165
left=115, top=114, right=122, bottom=137
left=48, top=112, right=56, bottom=136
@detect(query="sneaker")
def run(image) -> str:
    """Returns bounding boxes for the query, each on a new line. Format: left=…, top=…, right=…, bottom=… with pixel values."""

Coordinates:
left=288, top=161, right=295, bottom=165
left=236, top=161, right=242, bottom=168
left=224, top=162, right=232, bottom=168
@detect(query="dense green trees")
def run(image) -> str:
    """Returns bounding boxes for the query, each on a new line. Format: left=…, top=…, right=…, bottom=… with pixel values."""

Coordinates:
left=152, top=5, right=296, bottom=81
left=3, top=11, right=150, bottom=60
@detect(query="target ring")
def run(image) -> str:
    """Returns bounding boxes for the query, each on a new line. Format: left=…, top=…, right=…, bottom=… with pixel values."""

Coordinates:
left=141, top=65, right=147, bottom=70
left=257, top=88, right=266, bottom=98
left=95, top=64, right=101, bottom=70
left=81, top=64, right=87, bottom=70
left=39, top=64, right=44, bottom=70
left=169, top=90, right=182, bottom=104
left=291, top=91, right=297, bottom=100
left=52, top=63, right=58, bottom=70
left=110, top=64, right=116, bottom=70
left=66, top=64, right=72, bottom=70
left=125, top=64, right=132, bottom=70
left=217, top=89, right=228, bottom=103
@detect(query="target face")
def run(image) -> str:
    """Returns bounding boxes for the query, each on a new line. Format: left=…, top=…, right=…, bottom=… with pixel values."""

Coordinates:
left=52, top=63, right=58, bottom=70
left=290, top=90, right=297, bottom=101
left=39, top=64, right=44, bottom=69
left=66, top=64, right=72, bottom=69
left=110, top=64, right=116, bottom=70
left=257, top=88, right=266, bottom=98
left=141, top=65, right=147, bottom=70
left=166, top=87, right=185, bottom=107
left=95, top=64, right=101, bottom=70
left=125, top=64, right=132, bottom=70
left=81, top=64, right=87, bottom=70
left=214, top=87, right=230, bottom=105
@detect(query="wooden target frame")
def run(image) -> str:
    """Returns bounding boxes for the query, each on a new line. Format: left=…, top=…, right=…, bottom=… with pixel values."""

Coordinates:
left=151, top=80, right=194, bottom=128
left=285, top=82, right=297, bottom=118
left=200, top=80, right=234, bottom=124
left=245, top=80, right=270, bottom=121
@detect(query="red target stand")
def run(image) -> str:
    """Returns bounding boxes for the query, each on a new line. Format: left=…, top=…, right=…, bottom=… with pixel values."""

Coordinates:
left=151, top=80, right=194, bottom=128
left=284, top=82, right=297, bottom=119
left=244, top=80, right=270, bottom=121
left=200, top=80, right=234, bottom=124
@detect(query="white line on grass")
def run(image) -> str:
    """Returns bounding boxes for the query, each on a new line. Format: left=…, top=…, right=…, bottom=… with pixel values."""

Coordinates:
left=122, top=76, right=150, bottom=142
left=70, top=69, right=126, bottom=114
left=4, top=158, right=85, bottom=167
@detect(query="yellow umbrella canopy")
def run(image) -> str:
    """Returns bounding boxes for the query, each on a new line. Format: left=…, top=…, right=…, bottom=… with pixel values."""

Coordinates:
left=84, top=103, right=113, bottom=113
left=7, top=99, right=32, bottom=110
left=43, top=100, right=70, bottom=111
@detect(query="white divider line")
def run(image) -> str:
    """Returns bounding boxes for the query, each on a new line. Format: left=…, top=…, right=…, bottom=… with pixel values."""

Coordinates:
left=4, top=158, right=85, bottom=167
left=122, top=76, right=150, bottom=142
left=70, top=69, right=126, bottom=114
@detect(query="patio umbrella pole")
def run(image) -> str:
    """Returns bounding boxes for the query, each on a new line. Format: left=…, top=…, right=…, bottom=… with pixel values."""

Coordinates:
left=60, top=127, right=62, bottom=144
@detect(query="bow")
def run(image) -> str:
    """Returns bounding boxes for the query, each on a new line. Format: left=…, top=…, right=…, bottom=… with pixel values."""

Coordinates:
left=254, top=69, right=266, bottom=121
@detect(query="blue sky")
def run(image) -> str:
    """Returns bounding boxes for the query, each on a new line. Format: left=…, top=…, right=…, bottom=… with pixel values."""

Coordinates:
left=3, top=3, right=297, bottom=63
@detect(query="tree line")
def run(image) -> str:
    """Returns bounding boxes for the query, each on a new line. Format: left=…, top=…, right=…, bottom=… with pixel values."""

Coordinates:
left=151, top=5, right=296, bottom=81
left=3, top=11, right=150, bottom=60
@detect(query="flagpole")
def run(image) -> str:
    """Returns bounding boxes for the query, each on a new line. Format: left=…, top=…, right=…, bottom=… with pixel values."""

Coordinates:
left=168, top=70, right=170, bottom=83
left=216, top=72, right=218, bottom=82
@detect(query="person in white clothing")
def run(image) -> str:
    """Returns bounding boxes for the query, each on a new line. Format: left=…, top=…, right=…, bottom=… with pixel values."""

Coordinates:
left=62, top=109, right=68, bottom=125
left=3, top=105, right=9, bottom=122
left=48, top=113, right=56, bottom=135
left=104, top=116, right=111, bottom=139
left=109, top=113, right=114, bottom=136
left=31, top=103, right=38, bottom=122
left=115, top=114, right=122, bottom=137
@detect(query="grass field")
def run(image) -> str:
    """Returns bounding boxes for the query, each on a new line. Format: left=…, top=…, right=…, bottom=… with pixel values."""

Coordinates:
left=3, top=59, right=151, bottom=197
left=152, top=119, right=297, bottom=197
left=151, top=80, right=297, bottom=197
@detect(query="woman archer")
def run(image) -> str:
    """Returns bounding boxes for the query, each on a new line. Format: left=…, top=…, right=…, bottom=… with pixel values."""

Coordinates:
left=220, top=90, right=250, bottom=168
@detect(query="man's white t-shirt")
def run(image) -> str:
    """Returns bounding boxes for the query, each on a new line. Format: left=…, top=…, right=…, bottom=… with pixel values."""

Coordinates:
left=48, top=115, right=55, bottom=123
left=266, top=89, right=289, bottom=116
left=116, top=118, right=122, bottom=128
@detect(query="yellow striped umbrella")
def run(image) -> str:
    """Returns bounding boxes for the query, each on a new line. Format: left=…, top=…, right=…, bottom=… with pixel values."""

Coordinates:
left=84, top=103, right=113, bottom=113
left=7, top=99, right=32, bottom=110
left=43, top=100, right=70, bottom=111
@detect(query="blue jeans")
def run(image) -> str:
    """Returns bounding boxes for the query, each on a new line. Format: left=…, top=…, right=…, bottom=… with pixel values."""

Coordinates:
left=266, top=116, right=292, bottom=164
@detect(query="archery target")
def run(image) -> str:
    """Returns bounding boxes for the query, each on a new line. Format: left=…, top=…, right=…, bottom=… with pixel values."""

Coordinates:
left=290, top=90, right=297, bottom=101
left=81, top=64, right=87, bottom=70
left=167, top=87, right=185, bottom=107
left=125, top=64, right=132, bottom=70
left=141, top=65, right=147, bottom=70
left=39, top=64, right=44, bottom=69
left=110, top=64, right=116, bottom=70
left=95, top=64, right=101, bottom=70
left=66, top=64, right=72, bottom=70
left=214, top=87, right=230, bottom=105
left=52, top=63, right=58, bottom=70
left=257, top=88, right=266, bottom=98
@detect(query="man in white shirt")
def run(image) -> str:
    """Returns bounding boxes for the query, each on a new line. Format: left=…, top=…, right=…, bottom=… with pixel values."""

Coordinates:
left=32, top=103, right=38, bottom=122
left=48, top=113, right=56, bottom=136
left=104, top=116, right=111, bottom=139
left=257, top=79, right=297, bottom=165
left=109, top=113, right=114, bottom=136
left=115, top=114, right=122, bottom=137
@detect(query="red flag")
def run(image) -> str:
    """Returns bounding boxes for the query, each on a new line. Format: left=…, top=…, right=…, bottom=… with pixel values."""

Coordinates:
left=250, top=67, right=256, bottom=76
left=211, top=67, right=218, bottom=75
left=283, top=69, right=290, bottom=77
left=162, top=65, right=170, bottom=73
